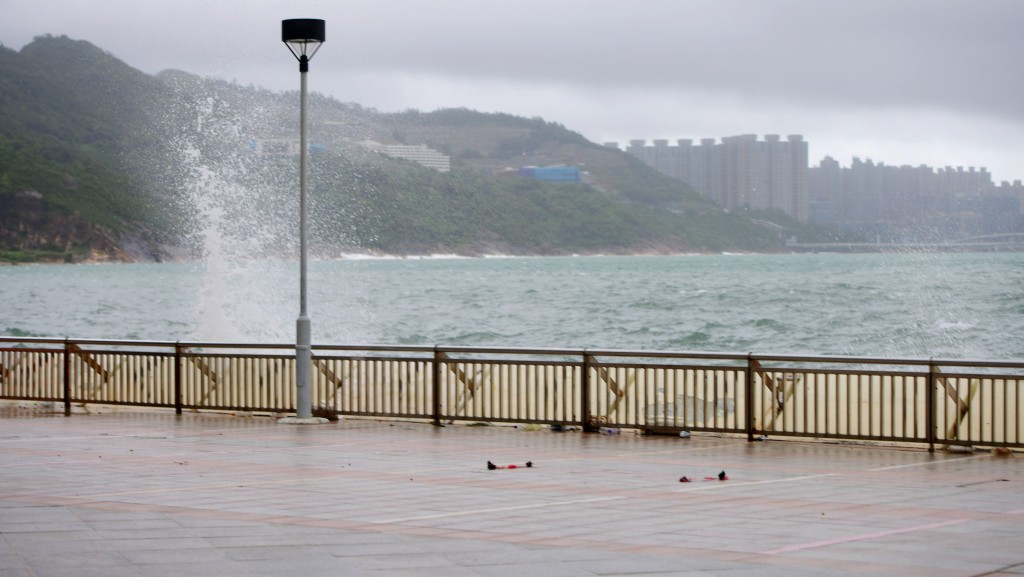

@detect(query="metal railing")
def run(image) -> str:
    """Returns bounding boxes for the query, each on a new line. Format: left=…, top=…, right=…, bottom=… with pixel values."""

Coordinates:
left=2, top=337, right=1022, bottom=451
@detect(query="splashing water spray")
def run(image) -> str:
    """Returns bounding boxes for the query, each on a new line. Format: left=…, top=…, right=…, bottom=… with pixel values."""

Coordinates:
left=161, top=76, right=298, bottom=343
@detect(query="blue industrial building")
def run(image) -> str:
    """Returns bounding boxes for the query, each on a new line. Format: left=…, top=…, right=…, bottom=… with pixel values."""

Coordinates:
left=518, top=165, right=581, bottom=183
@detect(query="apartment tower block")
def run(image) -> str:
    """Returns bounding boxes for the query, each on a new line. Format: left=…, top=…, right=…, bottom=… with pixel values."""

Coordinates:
left=623, top=135, right=808, bottom=221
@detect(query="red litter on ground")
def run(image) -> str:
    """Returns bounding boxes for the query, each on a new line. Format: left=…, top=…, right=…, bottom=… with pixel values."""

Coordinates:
left=488, top=461, right=533, bottom=470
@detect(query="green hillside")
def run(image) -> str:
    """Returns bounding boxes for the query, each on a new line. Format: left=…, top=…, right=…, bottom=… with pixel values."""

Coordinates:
left=0, top=35, right=800, bottom=263
left=0, top=35, right=178, bottom=261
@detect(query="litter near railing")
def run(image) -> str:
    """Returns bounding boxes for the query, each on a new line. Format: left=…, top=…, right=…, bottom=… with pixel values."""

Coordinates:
left=487, top=460, right=533, bottom=470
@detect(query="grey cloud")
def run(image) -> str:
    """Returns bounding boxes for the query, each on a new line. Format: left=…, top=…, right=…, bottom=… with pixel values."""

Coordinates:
left=338, top=0, right=1023, bottom=120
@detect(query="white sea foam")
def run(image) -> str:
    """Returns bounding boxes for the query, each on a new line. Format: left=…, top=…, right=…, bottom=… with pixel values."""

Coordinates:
left=335, top=252, right=399, bottom=260
left=404, top=253, right=470, bottom=260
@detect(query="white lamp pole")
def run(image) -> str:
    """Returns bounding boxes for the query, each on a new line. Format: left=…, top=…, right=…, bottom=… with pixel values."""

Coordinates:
left=282, top=19, right=325, bottom=421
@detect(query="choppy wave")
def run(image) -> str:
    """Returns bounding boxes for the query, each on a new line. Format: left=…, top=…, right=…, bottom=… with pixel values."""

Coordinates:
left=3, top=327, right=46, bottom=338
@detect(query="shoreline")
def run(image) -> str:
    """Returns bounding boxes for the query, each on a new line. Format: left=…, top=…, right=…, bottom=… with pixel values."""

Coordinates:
left=1, top=246, right=752, bottom=265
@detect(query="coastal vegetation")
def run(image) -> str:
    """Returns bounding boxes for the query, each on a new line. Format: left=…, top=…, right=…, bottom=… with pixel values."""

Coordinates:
left=0, top=35, right=836, bottom=263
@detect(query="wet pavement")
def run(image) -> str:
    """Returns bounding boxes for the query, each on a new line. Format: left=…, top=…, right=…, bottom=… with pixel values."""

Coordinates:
left=1, top=404, right=1023, bottom=576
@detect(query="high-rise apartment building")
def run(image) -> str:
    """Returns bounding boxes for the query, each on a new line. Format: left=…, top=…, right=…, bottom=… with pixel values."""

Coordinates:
left=623, top=135, right=809, bottom=221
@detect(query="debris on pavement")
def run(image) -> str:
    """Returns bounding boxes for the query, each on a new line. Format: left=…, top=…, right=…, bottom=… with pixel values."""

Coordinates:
left=488, top=460, right=533, bottom=470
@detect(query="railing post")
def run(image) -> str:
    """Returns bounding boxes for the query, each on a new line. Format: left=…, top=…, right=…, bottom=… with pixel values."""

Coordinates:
left=174, top=342, right=183, bottom=415
left=432, top=346, right=442, bottom=427
left=581, top=351, right=594, bottom=432
left=926, top=359, right=936, bottom=452
left=63, top=338, right=71, bottom=417
left=746, top=353, right=755, bottom=442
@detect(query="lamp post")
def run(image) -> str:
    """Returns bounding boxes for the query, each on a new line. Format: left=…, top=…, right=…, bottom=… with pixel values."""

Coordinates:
left=282, top=19, right=325, bottom=421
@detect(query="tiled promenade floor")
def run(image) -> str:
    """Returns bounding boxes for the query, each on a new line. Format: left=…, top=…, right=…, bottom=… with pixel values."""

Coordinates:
left=1, top=405, right=1023, bottom=577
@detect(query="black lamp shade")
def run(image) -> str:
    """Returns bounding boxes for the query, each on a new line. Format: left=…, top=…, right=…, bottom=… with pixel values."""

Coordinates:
left=282, top=19, right=325, bottom=62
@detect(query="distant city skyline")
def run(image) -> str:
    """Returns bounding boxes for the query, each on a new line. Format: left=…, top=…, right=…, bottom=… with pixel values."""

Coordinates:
left=623, top=134, right=1022, bottom=240
left=615, top=136, right=1018, bottom=185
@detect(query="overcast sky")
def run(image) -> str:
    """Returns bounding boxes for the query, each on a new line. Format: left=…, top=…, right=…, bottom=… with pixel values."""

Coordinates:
left=3, top=0, right=1022, bottom=182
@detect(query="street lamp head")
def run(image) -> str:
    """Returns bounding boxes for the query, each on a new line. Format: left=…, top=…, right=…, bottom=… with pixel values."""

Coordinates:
left=282, top=19, right=325, bottom=71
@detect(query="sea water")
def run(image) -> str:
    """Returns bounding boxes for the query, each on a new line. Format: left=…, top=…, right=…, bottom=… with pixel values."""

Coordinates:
left=1, top=252, right=1022, bottom=360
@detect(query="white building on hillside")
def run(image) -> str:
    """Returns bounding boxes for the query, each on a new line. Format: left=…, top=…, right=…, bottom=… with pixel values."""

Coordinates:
left=361, top=141, right=451, bottom=172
